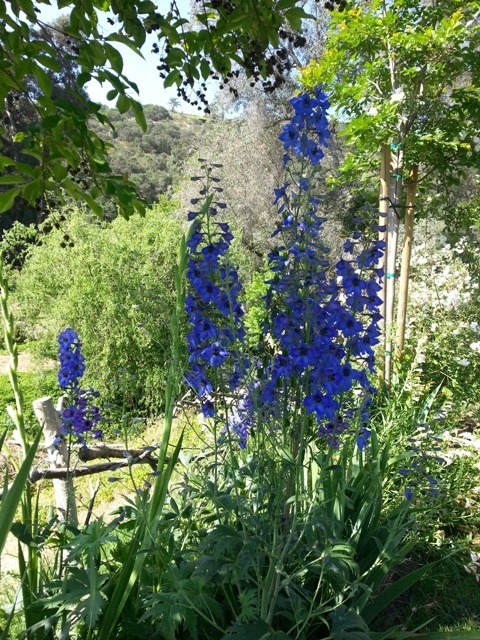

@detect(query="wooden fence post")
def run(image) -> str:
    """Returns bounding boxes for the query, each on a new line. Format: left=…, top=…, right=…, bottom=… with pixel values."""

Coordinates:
left=32, top=396, right=78, bottom=525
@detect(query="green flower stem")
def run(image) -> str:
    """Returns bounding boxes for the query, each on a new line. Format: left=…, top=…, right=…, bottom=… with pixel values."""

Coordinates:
left=0, top=256, right=45, bottom=638
left=0, top=259, right=28, bottom=458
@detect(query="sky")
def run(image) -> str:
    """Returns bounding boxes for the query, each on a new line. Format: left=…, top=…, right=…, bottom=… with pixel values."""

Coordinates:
left=34, top=0, right=215, bottom=115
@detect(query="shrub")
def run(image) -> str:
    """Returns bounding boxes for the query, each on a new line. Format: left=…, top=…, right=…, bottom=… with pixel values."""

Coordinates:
left=404, top=221, right=480, bottom=420
left=14, top=199, right=185, bottom=414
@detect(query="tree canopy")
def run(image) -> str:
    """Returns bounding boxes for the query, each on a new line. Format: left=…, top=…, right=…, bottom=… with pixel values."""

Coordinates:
left=0, top=0, right=313, bottom=220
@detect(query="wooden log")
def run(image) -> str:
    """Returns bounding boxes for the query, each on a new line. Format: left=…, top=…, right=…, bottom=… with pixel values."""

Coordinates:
left=29, top=457, right=157, bottom=482
left=32, top=396, right=78, bottom=525
left=77, top=444, right=158, bottom=470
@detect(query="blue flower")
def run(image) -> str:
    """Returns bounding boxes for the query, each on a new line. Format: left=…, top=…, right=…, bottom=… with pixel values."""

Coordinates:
left=58, top=328, right=85, bottom=390
left=57, top=331, right=102, bottom=443
left=185, top=168, right=246, bottom=418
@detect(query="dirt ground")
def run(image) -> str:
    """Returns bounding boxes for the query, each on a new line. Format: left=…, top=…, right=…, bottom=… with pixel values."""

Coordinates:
left=0, top=352, right=54, bottom=374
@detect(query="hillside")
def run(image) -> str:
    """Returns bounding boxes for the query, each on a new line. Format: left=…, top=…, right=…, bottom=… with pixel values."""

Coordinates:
left=89, top=105, right=209, bottom=203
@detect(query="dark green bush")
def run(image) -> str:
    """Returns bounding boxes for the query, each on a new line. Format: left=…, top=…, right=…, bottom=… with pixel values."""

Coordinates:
left=14, top=199, right=185, bottom=415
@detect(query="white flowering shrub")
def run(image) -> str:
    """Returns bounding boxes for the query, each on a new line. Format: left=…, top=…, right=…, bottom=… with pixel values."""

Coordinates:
left=405, top=220, right=480, bottom=417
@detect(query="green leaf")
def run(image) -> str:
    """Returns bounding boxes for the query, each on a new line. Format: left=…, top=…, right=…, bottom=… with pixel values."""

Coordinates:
left=0, top=187, right=20, bottom=213
left=52, top=163, right=69, bottom=182
left=362, top=561, right=439, bottom=624
left=164, top=69, right=182, bottom=88
left=105, top=42, right=124, bottom=74
left=221, top=620, right=273, bottom=640
left=106, top=89, right=118, bottom=101
left=0, top=175, right=26, bottom=185
left=22, top=178, right=43, bottom=203
left=275, top=0, right=298, bottom=9
left=33, top=65, right=53, bottom=97
left=77, top=72, right=91, bottom=87
left=10, top=522, right=37, bottom=547
left=81, top=191, right=104, bottom=218
left=131, top=99, right=147, bottom=132
left=0, top=156, right=15, bottom=169
left=330, top=606, right=370, bottom=640
left=40, top=115, right=62, bottom=130
left=200, top=58, right=211, bottom=81
left=106, top=32, right=143, bottom=55
left=36, top=54, right=62, bottom=72
left=116, top=93, right=130, bottom=114
left=62, top=178, right=82, bottom=199
left=132, top=198, right=146, bottom=216
left=137, top=0, right=157, bottom=11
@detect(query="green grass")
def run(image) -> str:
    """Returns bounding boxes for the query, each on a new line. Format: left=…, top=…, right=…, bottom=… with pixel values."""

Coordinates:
left=0, top=370, right=58, bottom=435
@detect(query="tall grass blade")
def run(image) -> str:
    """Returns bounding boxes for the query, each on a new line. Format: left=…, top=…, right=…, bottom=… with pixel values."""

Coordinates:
left=0, top=427, right=42, bottom=556
left=362, top=555, right=448, bottom=624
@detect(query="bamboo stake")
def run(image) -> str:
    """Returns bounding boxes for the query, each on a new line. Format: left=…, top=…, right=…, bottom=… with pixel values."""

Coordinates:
left=377, top=144, right=390, bottom=379
left=395, top=164, right=418, bottom=358
left=384, top=143, right=403, bottom=385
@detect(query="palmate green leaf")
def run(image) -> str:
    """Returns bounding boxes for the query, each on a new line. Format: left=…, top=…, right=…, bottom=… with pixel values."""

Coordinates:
left=221, top=619, right=273, bottom=640
left=84, top=571, right=108, bottom=629
left=41, top=566, right=108, bottom=628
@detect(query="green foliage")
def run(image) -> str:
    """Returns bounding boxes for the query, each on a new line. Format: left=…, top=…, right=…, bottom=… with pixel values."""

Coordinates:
left=301, top=0, right=480, bottom=194
left=243, top=266, right=271, bottom=349
left=0, top=220, right=39, bottom=270
left=404, top=223, right=480, bottom=414
left=14, top=200, right=185, bottom=414
left=94, top=427, right=415, bottom=640
left=0, top=0, right=310, bottom=221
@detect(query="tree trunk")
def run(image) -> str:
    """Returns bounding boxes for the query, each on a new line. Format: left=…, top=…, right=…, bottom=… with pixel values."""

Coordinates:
left=395, top=164, right=418, bottom=358
left=384, top=142, right=403, bottom=385
left=377, top=144, right=390, bottom=380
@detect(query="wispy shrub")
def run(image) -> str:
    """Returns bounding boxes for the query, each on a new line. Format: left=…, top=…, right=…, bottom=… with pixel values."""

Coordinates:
left=14, top=199, right=184, bottom=414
